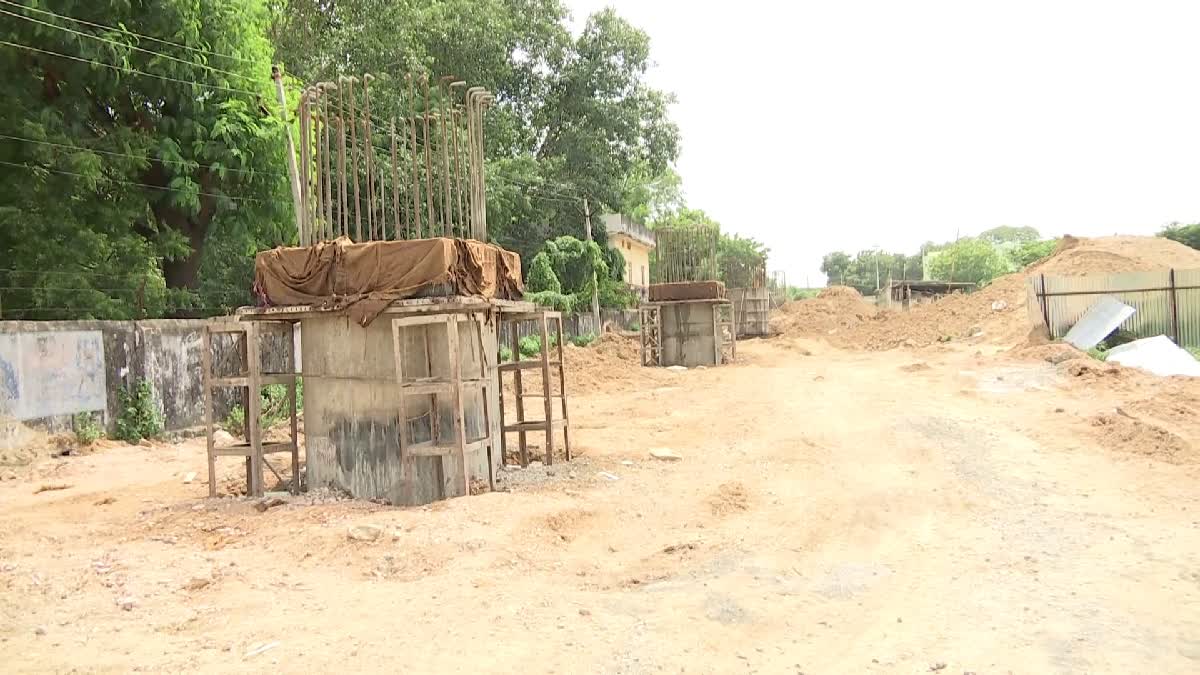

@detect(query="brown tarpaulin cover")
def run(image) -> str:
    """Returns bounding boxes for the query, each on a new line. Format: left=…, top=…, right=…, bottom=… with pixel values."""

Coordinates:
left=253, top=237, right=523, bottom=325
left=649, top=281, right=726, bottom=302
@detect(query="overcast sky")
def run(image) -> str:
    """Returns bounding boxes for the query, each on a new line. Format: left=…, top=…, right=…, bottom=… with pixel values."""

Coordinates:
left=565, top=0, right=1200, bottom=285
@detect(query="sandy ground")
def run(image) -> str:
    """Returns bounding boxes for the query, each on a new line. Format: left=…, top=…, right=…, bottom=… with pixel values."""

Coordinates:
left=2, top=337, right=1199, bottom=674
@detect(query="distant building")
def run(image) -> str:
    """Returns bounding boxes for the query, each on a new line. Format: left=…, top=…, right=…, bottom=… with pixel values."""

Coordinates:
left=602, top=213, right=656, bottom=301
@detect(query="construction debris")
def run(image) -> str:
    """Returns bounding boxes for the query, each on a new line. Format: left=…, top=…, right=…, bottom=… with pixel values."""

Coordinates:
left=1061, top=296, right=1136, bottom=350
left=1106, top=336, right=1200, bottom=377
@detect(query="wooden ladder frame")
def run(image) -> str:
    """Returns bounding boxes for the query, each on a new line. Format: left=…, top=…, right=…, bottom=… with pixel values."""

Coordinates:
left=715, top=301, right=737, bottom=364
left=497, top=310, right=571, bottom=467
left=202, top=320, right=300, bottom=498
left=638, top=304, right=663, bottom=367
left=390, top=312, right=495, bottom=501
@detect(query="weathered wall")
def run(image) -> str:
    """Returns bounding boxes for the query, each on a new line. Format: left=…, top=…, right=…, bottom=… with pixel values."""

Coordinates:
left=0, top=319, right=294, bottom=436
left=301, top=313, right=498, bottom=506
left=661, top=302, right=718, bottom=367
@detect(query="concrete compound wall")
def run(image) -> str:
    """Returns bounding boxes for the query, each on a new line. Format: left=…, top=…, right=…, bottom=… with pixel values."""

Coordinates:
left=0, top=319, right=294, bottom=438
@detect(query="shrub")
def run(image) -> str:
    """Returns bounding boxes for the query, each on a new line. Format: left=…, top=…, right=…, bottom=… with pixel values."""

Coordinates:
left=224, top=380, right=303, bottom=437
left=571, top=333, right=597, bottom=347
left=499, top=345, right=513, bottom=362
left=526, top=252, right=562, bottom=293
left=629, top=321, right=641, bottom=332
left=73, top=412, right=103, bottom=445
left=525, top=290, right=574, bottom=312
left=115, top=379, right=164, bottom=442
left=1087, top=347, right=1109, bottom=361
left=519, top=334, right=542, bottom=358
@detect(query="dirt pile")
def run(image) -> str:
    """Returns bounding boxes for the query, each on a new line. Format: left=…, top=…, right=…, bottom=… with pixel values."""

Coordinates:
left=773, top=236, right=1200, bottom=351
left=769, top=286, right=879, bottom=341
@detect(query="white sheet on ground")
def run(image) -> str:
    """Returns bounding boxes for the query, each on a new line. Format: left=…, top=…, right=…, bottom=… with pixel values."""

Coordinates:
left=1106, top=335, right=1200, bottom=377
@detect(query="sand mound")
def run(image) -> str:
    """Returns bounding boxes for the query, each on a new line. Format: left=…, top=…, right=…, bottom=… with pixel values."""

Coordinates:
left=770, top=288, right=879, bottom=340
left=773, top=235, right=1200, bottom=351
left=816, top=285, right=863, bottom=300
left=506, top=333, right=663, bottom=396
left=1035, top=235, right=1200, bottom=276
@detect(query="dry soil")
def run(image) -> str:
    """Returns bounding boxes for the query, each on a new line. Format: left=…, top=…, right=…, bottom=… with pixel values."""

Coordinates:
left=2, top=332, right=1199, bottom=673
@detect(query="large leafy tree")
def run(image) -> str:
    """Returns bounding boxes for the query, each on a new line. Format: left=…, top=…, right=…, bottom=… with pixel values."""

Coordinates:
left=268, top=0, right=679, bottom=257
left=0, top=0, right=289, bottom=319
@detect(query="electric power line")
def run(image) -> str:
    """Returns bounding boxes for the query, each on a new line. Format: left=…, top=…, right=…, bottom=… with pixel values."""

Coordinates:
left=0, top=134, right=288, bottom=179
left=0, top=0, right=257, bottom=64
left=0, top=40, right=263, bottom=97
left=0, top=159, right=289, bottom=205
left=0, top=6, right=260, bottom=84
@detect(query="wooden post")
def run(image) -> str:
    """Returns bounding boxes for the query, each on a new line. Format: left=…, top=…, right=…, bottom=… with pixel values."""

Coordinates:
left=272, top=65, right=306, bottom=246
left=446, top=314, right=470, bottom=497
left=510, top=322, right=528, bottom=467
left=539, top=313, right=555, bottom=465
left=288, top=327, right=300, bottom=494
left=202, top=327, right=216, bottom=498
left=554, top=315, right=571, bottom=461
left=246, top=323, right=264, bottom=497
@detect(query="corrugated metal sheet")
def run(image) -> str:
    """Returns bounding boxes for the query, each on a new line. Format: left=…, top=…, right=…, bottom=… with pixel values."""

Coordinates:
left=1029, top=268, right=1200, bottom=348
left=1176, top=268, right=1200, bottom=349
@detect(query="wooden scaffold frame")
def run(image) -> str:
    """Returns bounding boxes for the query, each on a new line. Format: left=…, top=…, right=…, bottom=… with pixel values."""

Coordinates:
left=639, top=304, right=663, bottom=367
left=497, top=310, right=571, bottom=467
left=390, top=312, right=496, bottom=501
left=202, top=320, right=301, bottom=498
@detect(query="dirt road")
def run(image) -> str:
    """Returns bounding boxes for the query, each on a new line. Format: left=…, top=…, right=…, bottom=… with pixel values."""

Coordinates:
left=2, top=338, right=1198, bottom=673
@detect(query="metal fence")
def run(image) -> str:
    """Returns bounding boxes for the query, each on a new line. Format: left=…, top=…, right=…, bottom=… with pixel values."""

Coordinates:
left=1027, top=268, right=1200, bottom=348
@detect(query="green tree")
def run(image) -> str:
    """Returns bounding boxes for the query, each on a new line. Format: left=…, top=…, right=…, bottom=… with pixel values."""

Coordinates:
left=0, top=0, right=289, bottom=320
left=926, top=238, right=1009, bottom=285
left=525, top=251, right=561, bottom=293
left=978, top=225, right=1040, bottom=244
left=820, top=252, right=853, bottom=286
left=718, top=234, right=769, bottom=288
left=1161, top=222, right=1200, bottom=251
left=269, top=1, right=680, bottom=264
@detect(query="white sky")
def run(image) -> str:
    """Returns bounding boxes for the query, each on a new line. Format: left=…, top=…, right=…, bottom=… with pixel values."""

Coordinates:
left=565, top=0, right=1200, bottom=285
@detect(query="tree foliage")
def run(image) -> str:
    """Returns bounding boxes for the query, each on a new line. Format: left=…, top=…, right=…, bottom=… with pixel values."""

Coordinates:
left=525, top=251, right=561, bottom=293
left=978, top=225, right=1040, bottom=244
left=270, top=0, right=680, bottom=258
left=1161, top=223, right=1200, bottom=251
left=925, top=239, right=1009, bottom=285
left=525, top=235, right=632, bottom=309
left=1, top=0, right=290, bottom=319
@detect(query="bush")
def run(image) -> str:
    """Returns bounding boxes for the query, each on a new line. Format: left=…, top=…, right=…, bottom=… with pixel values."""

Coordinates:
left=1009, top=239, right=1058, bottom=268
left=629, top=321, right=641, bottom=332
left=525, top=289, right=574, bottom=312
left=115, top=379, right=163, bottom=442
left=224, top=380, right=303, bottom=438
left=571, top=333, right=597, bottom=347
left=73, top=412, right=103, bottom=445
left=526, top=252, right=562, bottom=293
left=519, top=334, right=542, bottom=358
left=499, top=345, right=513, bottom=362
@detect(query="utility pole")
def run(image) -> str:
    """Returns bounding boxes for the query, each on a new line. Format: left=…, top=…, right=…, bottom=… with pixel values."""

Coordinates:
left=583, top=198, right=600, bottom=331
left=273, top=65, right=306, bottom=246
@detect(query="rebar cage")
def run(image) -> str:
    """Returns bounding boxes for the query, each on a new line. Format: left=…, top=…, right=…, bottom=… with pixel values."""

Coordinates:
left=652, top=224, right=720, bottom=284
left=294, top=72, right=494, bottom=245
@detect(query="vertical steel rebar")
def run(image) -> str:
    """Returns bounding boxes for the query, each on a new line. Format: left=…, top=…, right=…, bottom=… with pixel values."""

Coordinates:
left=452, top=106, right=465, bottom=237
left=297, top=89, right=311, bottom=245
left=321, top=82, right=334, bottom=241
left=438, top=76, right=455, bottom=237
left=336, top=76, right=349, bottom=238
left=407, top=75, right=421, bottom=238
left=421, top=76, right=435, bottom=235
left=390, top=118, right=400, bottom=239
left=346, top=76, right=362, bottom=241
left=362, top=74, right=376, bottom=240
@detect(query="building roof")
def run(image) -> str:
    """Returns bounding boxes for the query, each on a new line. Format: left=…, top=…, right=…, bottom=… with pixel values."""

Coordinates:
left=601, top=213, right=656, bottom=249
